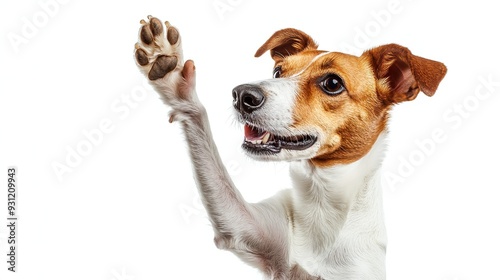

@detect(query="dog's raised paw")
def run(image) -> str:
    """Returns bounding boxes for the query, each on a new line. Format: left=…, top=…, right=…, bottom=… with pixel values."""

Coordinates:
left=134, top=16, right=183, bottom=81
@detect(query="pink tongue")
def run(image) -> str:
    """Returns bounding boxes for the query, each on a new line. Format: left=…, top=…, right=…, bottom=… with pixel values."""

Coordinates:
left=244, top=124, right=267, bottom=140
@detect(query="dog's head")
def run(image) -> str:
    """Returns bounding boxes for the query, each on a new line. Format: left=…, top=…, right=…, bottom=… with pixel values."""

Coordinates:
left=232, top=28, right=447, bottom=167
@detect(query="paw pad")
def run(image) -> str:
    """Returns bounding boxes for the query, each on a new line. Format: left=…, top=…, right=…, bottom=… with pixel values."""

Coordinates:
left=148, top=55, right=178, bottom=81
left=135, top=16, right=182, bottom=81
left=135, top=49, right=149, bottom=66
left=166, top=21, right=179, bottom=45
left=149, top=17, right=164, bottom=36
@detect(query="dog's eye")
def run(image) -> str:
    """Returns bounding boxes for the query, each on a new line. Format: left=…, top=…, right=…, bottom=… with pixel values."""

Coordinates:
left=320, top=74, right=345, bottom=95
left=273, top=66, right=282, bottom=78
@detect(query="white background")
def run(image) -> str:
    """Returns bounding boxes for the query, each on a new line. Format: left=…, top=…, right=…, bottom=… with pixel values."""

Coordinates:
left=1, top=0, right=499, bottom=279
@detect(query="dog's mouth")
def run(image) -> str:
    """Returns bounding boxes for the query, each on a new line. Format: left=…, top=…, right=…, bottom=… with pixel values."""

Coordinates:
left=242, top=123, right=317, bottom=154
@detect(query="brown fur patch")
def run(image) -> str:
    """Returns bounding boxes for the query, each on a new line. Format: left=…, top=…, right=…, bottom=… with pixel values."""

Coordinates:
left=285, top=52, right=388, bottom=167
left=255, top=28, right=318, bottom=62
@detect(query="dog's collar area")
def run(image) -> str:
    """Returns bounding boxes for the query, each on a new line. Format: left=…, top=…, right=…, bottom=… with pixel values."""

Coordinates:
left=242, top=124, right=317, bottom=154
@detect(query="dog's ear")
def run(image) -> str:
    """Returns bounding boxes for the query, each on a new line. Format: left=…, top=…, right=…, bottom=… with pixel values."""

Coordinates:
left=363, top=44, right=447, bottom=103
left=255, top=28, right=318, bottom=62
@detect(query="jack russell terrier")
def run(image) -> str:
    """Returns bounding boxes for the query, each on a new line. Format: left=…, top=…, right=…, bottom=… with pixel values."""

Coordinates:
left=134, top=16, right=446, bottom=280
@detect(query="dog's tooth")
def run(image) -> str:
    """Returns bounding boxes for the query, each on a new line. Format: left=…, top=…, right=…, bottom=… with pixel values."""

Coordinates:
left=262, top=133, right=270, bottom=144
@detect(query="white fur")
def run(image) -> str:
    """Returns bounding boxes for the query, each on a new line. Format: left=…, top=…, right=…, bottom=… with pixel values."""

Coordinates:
left=246, top=78, right=298, bottom=133
left=291, top=51, right=331, bottom=78
left=287, top=132, right=388, bottom=279
left=242, top=77, right=322, bottom=162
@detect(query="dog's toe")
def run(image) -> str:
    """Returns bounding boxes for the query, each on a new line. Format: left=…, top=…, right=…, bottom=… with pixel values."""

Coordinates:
left=135, top=48, right=149, bottom=66
left=165, top=21, right=179, bottom=45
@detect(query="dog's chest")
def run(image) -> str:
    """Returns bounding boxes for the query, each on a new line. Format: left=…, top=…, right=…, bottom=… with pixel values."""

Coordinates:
left=287, top=161, right=387, bottom=279
left=290, top=210, right=385, bottom=279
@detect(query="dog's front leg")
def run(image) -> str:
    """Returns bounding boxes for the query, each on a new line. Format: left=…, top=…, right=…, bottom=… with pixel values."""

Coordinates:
left=134, top=16, right=294, bottom=278
left=174, top=71, right=293, bottom=278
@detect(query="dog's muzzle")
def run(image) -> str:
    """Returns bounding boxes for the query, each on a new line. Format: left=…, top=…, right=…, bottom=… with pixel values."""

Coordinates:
left=231, top=83, right=317, bottom=156
left=232, top=84, right=266, bottom=115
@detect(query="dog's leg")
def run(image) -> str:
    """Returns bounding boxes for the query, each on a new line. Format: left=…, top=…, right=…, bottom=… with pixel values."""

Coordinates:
left=134, top=16, right=297, bottom=278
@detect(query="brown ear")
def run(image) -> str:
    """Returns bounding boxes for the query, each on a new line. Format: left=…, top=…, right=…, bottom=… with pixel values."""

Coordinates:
left=363, top=44, right=447, bottom=103
left=254, top=28, right=318, bottom=62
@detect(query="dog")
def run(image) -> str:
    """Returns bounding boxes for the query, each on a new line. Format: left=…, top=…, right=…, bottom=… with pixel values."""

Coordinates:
left=134, top=16, right=446, bottom=280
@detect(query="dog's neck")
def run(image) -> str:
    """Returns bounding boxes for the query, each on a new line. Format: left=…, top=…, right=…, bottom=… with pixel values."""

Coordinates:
left=291, top=130, right=387, bottom=207
left=289, top=131, right=388, bottom=275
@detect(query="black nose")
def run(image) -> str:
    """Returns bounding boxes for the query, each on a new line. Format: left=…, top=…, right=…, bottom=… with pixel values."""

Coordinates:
left=232, top=84, right=266, bottom=114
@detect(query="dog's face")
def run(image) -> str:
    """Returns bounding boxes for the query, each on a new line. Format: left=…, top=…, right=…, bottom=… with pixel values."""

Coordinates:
left=233, top=28, right=447, bottom=167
